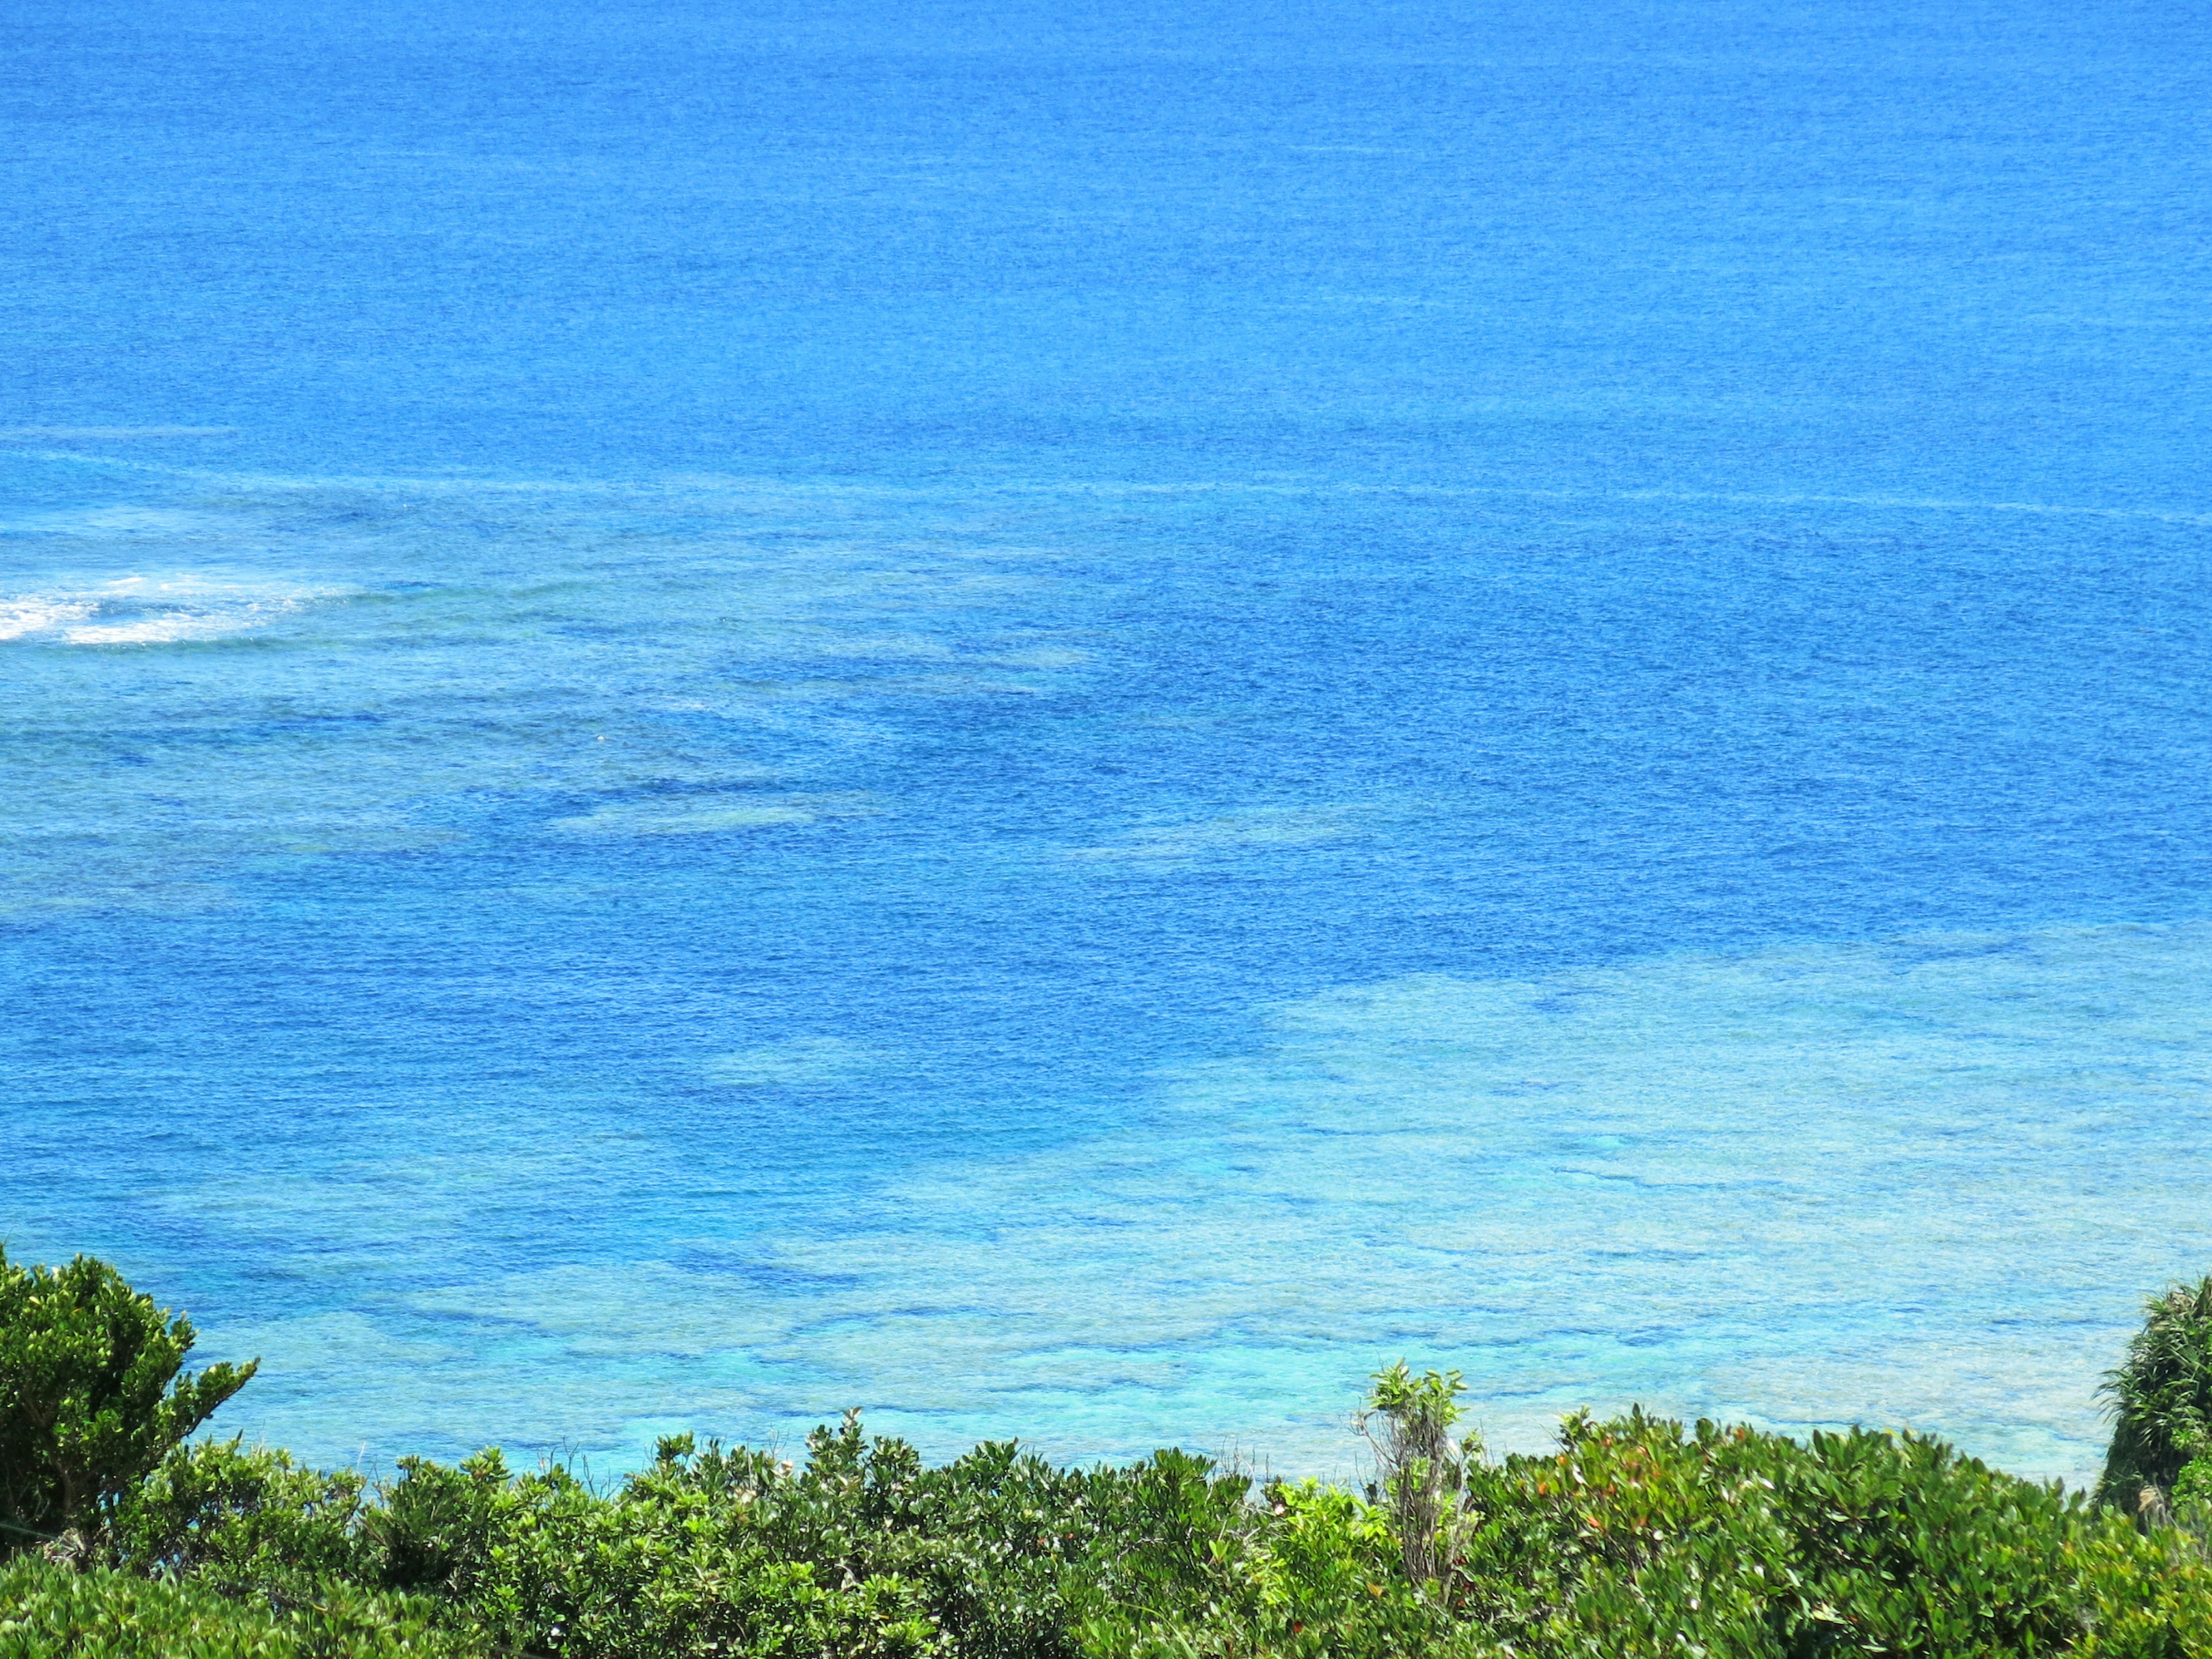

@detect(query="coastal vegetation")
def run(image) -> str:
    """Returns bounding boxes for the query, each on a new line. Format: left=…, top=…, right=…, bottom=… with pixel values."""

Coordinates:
left=6, top=1248, right=2212, bottom=1657
left=2100, top=1276, right=2212, bottom=1528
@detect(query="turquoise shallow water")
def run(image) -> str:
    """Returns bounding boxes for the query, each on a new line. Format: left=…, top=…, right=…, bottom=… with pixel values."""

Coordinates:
left=5, top=0, right=2211, bottom=1487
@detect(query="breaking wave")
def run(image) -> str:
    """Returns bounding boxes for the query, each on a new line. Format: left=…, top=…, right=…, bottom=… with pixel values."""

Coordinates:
left=0, top=575, right=344, bottom=646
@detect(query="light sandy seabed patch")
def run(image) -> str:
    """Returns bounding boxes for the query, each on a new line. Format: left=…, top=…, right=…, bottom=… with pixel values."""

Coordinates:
left=207, top=918, right=2212, bottom=1487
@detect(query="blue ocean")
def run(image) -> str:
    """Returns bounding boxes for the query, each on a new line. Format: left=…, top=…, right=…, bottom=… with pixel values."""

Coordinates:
left=5, top=0, right=2210, bottom=1488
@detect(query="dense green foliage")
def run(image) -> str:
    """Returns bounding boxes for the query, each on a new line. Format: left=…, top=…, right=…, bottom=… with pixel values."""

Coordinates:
left=2102, top=1277, right=2212, bottom=1517
left=0, top=1248, right=256, bottom=1556
left=1089, top=1411, right=2212, bottom=1659
left=0, top=1555, right=462, bottom=1658
left=17, top=1408, right=2209, bottom=1658
left=8, top=1255, right=2212, bottom=1656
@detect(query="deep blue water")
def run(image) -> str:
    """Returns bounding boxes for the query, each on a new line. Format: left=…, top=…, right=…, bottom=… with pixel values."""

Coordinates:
left=5, top=0, right=2210, bottom=1484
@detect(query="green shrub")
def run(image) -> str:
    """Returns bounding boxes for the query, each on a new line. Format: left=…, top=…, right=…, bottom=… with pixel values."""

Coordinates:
left=115, top=1439, right=371, bottom=1596
left=106, top=1405, right=2212, bottom=1659
left=1074, top=1474, right=1484, bottom=1659
left=2103, top=1277, right=2212, bottom=1518
left=2066, top=1521, right=2212, bottom=1658
left=0, top=1248, right=256, bottom=1557
left=353, top=1415, right=1276, bottom=1659
left=1454, top=1408, right=2095, bottom=1658
left=0, top=1554, right=465, bottom=1658
left=1075, top=1408, right=2192, bottom=1659
left=353, top=1420, right=988, bottom=1656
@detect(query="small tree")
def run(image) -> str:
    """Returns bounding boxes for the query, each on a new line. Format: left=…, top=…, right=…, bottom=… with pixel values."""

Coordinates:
left=1357, top=1361, right=1468, bottom=1587
left=2100, top=1274, right=2212, bottom=1519
left=0, top=1248, right=256, bottom=1559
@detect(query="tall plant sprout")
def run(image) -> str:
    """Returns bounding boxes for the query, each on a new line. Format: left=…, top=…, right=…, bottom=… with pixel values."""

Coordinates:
left=1358, top=1362, right=1470, bottom=1588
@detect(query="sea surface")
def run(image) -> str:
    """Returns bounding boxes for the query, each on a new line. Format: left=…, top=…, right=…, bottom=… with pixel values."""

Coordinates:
left=4, top=0, right=2210, bottom=1487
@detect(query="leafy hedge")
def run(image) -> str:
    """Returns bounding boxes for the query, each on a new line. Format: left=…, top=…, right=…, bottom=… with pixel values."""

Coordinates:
left=1087, top=1410, right=2212, bottom=1659
left=12, top=1407, right=2199, bottom=1658
left=9, top=1252, right=2212, bottom=1657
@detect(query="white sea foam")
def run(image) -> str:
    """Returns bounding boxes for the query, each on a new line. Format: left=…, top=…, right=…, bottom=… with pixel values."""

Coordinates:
left=0, top=575, right=343, bottom=646
left=67, top=612, right=271, bottom=646
left=0, top=597, right=98, bottom=640
left=549, top=792, right=878, bottom=837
